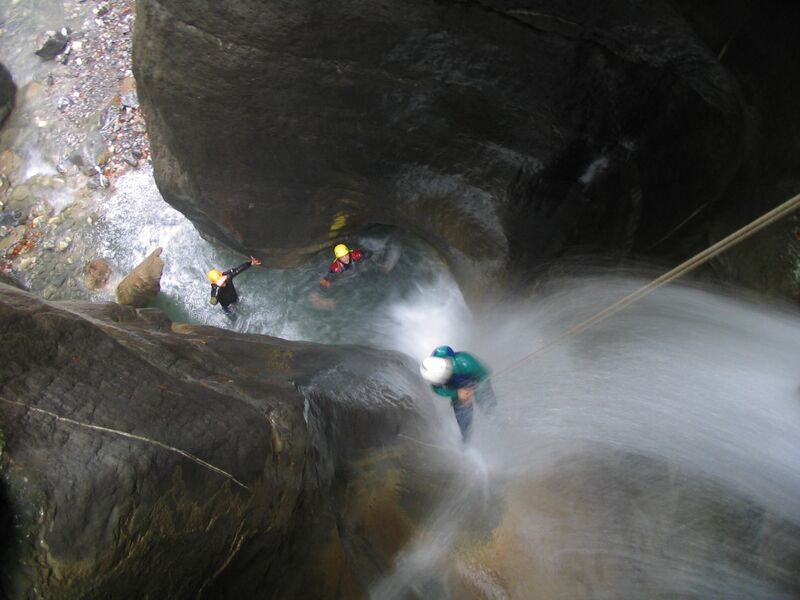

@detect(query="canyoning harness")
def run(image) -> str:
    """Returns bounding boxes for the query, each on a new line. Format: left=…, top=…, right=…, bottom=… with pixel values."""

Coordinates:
left=210, top=261, right=253, bottom=307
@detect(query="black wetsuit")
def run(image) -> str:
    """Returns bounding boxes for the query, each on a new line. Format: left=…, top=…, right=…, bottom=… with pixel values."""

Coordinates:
left=210, top=261, right=252, bottom=308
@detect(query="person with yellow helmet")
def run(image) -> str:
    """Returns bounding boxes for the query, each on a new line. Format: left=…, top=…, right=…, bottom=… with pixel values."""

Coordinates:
left=208, top=255, right=262, bottom=310
left=319, top=242, right=369, bottom=288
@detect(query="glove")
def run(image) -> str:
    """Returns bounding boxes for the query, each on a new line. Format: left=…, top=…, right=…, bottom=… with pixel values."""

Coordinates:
left=210, top=296, right=218, bottom=305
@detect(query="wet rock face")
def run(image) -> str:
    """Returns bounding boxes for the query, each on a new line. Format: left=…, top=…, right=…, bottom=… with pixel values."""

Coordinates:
left=672, top=0, right=800, bottom=299
left=0, top=283, right=452, bottom=598
left=133, top=0, right=749, bottom=293
left=0, top=63, right=15, bottom=129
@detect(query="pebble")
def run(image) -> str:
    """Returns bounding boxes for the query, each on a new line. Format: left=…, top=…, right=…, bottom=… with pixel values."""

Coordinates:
left=18, top=256, right=36, bottom=270
left=86, top=173, right=109, bottom=189
left=11, top=186, right=29, bottom=202
left=34, top=30, right=70, bottom=61
left=56, top=238, right=72, bottom=252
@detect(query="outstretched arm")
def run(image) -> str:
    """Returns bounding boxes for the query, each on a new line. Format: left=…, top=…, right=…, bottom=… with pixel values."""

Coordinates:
left=225, top=256, right=260, bottom=280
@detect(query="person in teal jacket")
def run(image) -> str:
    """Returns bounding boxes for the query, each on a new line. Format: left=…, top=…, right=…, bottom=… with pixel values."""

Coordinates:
left=419, top=345, right=497, bottom=442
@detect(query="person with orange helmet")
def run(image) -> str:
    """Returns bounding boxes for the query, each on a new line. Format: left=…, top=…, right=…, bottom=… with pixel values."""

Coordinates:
left=208, top=256, right=262, bottom=310
left=319, top=243, right=369, bottom=288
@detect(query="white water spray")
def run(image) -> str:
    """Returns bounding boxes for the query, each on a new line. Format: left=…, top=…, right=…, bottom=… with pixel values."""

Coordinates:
left=373, top=275, right=800, bottom=598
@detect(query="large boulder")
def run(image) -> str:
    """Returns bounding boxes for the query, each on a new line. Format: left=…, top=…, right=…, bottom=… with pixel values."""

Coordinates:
left=133, top=0, right=750, bottom=298
left=116, top=246, right=164, bottom=306
left=0, top=283, right=460, bottom=598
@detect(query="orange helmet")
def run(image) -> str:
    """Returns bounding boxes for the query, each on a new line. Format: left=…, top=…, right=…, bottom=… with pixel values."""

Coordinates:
left=207, top=269, right=223, bottom=284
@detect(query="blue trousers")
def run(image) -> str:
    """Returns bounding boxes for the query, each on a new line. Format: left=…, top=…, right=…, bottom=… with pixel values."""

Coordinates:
left=452, top=402, right=474, bottom=442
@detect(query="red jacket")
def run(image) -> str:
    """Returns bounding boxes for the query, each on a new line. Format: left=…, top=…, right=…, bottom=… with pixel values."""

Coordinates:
left=328, top=248, right=364, bottom=274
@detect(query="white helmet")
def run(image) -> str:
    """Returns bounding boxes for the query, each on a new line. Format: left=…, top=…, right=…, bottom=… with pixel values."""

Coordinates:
left=420, top=356, right=453, bottom=385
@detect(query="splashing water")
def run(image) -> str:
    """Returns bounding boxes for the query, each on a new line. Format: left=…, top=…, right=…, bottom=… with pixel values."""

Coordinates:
left=373, top=276, right=800, bottom=598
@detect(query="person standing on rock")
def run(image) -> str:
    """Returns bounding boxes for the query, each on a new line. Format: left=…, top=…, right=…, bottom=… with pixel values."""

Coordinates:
left=208, top=256, right=262, bottom=310
left=419, top=345, right=497, bottom=442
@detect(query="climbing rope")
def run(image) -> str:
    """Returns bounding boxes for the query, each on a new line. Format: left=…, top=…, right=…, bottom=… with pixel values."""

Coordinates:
left=494, top=192, right=800, bottom=379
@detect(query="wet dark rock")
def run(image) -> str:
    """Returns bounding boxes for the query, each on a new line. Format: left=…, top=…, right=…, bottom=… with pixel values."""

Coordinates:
left=34, top=30, right=70, bottom=61
left=116, top=246, right=163, bottom=306
left=134, top=0, right=751, bottom=298
left=0, top=63, right=15, bottom=129
left=669, top=0, right=800, bottom=299
left=0, top=284, right=452, bottom=598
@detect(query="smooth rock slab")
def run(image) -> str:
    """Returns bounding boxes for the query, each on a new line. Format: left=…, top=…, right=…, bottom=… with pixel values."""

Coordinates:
left=0, top=283, right=459, bottom=598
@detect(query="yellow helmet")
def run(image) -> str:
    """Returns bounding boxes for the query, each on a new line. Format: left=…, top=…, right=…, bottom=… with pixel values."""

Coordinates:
left=207, top=269, right=222, bottom=283
left=333, top=243, right=350, bottom=259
